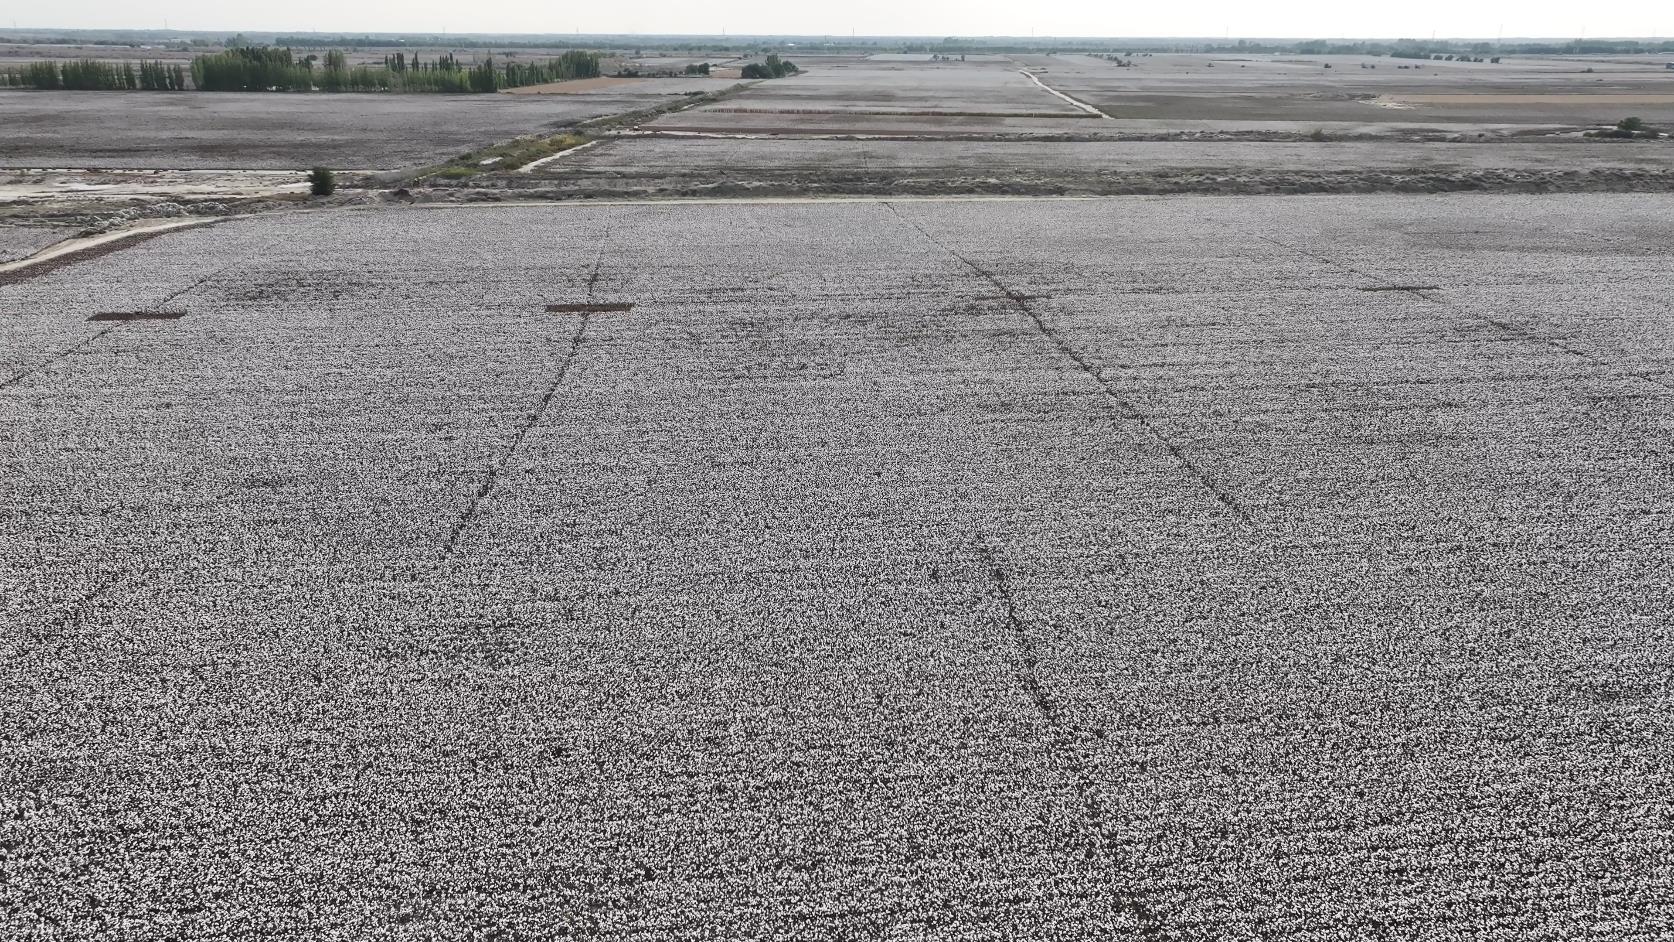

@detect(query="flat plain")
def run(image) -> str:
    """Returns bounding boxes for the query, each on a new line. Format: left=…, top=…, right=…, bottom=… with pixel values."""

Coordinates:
left=0, top=90, right=715, bottom=170
left=645, top=52, right=1674, bottom=138
left=514, top=135, right=1674, bottom=197
left=1024, top=53, right=1674, bottom=130
left=4, top=194, right=1671, bottom=938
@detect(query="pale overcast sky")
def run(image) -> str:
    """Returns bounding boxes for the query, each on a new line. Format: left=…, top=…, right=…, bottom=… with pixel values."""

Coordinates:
left=13, top=0, right=1670, bottom=39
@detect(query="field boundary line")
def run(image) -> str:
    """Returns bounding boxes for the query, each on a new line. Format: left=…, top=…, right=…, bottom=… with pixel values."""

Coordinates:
left=3, top=226, right=266, bottom=393
left=883, top=201, right=1254, bottom=524
left=440, top=243, right=610, bottom=559
left=441, top=313, right=592, bottom=558
left=0, top=218, right=216, bottom=285
left=1017, top=68, right=1113, bottom=119
left=517, top=138, right=603, bottom=173
left=0, top=327, right=116, bottom=391
left=975, top=536, right=1163, bottom=936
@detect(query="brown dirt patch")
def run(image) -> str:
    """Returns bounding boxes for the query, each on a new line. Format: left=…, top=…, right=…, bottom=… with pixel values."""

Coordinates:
left=546, top=302, right=634, bottom=313
left=87, top=310, right=186, bottom=321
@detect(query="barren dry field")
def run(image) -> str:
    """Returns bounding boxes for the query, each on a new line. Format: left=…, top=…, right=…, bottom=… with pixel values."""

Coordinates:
left=648, top=58, right=1102, bottom=136
left=498, top=135, right=1674, bottom=197
left=639, top=53, right=1674, bottom=139
left=1029, top=53, right=1674, bottom=130
left=4, top=194, right=1672, bottom=938
left=0, top=42, right=195, bottom=66
left=0, top=90, right=704, bottom=171
left=691, top=60, right=1086, bottom=115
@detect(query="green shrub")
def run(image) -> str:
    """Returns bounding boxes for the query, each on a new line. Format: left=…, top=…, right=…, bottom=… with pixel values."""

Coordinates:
left=308, top=167, right=336, bottom=196
left=1587, top=117, right=1658, bottom=139
left=742, top=54, right=799, bottom=80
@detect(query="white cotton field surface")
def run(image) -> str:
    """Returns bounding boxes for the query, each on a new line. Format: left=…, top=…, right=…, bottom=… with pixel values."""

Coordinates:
left=0, top=223, right=72, bottom=263
left=2, top=194, right=1672, bottom=938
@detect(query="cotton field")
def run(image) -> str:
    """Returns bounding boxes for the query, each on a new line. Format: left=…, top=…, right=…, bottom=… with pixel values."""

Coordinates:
left=3, top=194, right=1672, bottom=939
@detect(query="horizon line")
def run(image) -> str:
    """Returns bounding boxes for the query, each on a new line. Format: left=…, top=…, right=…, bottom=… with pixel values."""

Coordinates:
left=2, top=27, right=1670, bottom=43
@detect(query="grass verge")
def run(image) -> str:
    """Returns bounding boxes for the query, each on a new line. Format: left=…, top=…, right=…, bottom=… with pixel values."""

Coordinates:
left=406, top=83, right=752, bottom=186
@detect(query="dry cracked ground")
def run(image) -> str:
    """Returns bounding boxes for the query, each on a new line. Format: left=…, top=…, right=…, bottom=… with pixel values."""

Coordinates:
left=3, top=194, right=1673, bottom=939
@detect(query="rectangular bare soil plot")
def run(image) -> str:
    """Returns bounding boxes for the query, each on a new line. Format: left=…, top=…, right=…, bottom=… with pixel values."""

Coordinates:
left=545, top=302, right=634, bottom=313
left=0, top=91, right=708, bottom=171
left=654, top=59, right=1098, bottom=136
left=1030, top=52, right=1674, bottom=131
left=87, top=311, right=187, bottom=321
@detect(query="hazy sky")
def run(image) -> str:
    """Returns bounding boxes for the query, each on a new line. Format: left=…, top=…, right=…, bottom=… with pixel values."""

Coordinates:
left=13, top=0, right=1671, bottom=39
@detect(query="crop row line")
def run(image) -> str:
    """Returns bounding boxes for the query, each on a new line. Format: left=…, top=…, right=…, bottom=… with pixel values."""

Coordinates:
left=440, top=313, right=592, bottom=559
left=3, top=224, right=257, bottom=393
left=882, top=201, right=1254, bottom=525
left=1259, top=235, right=1674, bottom=396
left=976, top=536, right=1162, bottom=937
left=439, top=247, right=608, bottom=559
left=0, top=327, right=116, bottom=391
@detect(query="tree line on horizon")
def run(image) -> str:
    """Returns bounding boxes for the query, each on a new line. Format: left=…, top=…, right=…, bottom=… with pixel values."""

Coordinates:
left=0, top=46, right=602, bottom=92
left=0, top=58, right=187, bottom=90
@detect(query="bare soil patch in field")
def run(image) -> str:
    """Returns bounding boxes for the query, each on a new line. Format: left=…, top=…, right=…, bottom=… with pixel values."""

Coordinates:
left=463, top=135, right=1674, bottom=198
left=676, top=58, right=1090, bottom=122
left=0, top=90, right=710, bottom=171
left=86, top=309, right=186, bottom=321
left=1031, top=53, right=1674, bottom=130
left=0, top=168, right=309, bottom=200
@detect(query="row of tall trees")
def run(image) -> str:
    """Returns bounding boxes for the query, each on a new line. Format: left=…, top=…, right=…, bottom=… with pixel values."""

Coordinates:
left=1, top=47, right=601, bottom=92
left=500, top=50, right=603, bottom=88
left=318, top=49, right=479, bottom=92
left=0, top=58, right=186, bottom=90
left=189, top=46, right=314, bottom=90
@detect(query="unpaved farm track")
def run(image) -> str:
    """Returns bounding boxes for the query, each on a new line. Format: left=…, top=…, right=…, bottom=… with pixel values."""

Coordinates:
left=443, top=136, right=1674, bottom=200
left=4, top=195, right=1673, bottom=939
left=0, top=219, right=214, bottom=287
left=1018, top=68, right=1114, bottom=118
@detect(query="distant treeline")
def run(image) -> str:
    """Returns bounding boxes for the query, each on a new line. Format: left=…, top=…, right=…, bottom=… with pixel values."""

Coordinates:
left=0, top=45, right=602, bottom=92
left=0, top=58, right=186, bottom=90
left=740, top=54, right=798, bottom=79
left=190, top=46, right=600, bottom=91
